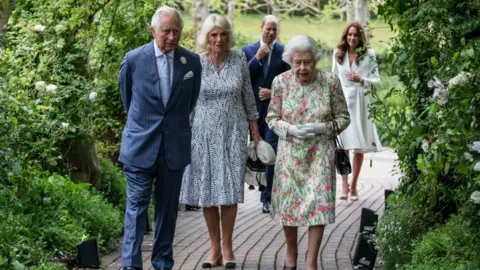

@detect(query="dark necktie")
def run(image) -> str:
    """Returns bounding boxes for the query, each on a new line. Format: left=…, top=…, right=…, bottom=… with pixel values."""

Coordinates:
left=262, top=53, right=269, bottom=78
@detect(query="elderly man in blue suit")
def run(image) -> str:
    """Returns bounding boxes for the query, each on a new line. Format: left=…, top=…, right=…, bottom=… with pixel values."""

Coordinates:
left=242, top=15, right=290, bottom=214
left=118, top=6, right=201, bottom=270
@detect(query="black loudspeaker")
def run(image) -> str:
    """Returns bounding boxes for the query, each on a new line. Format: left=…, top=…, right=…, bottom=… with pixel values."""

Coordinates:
left=77, top=238, right=101, bottom=269
left=352, top=234, right=377, bottom=269
left=384, top=189, right=395, bottom=210
left=359, top=208, right=378, bottom=234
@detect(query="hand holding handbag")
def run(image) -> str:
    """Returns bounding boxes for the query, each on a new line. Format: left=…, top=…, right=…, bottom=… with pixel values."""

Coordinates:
left=332, top=120, right=352, bottom=175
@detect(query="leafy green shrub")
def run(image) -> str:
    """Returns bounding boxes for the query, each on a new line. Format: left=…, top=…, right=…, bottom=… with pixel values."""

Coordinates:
left=30, top=262, right=68, bottom=270
left=406, top=212, right=480, bottom=269
left=373, top=0, right=480, bottom=268
left=0, top=171, right=122, bottom=269
left=406, top=260, right=474, bottom=270
left=376, top=193, right=441, bottom=269
left=100, top=158, right=126, bottom=211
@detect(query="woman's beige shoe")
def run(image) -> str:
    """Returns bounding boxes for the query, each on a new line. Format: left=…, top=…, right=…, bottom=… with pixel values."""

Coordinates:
left=201, top=254, right=223, bottom=268
left=339, top=185, right=350, bottom=200
left=350, top=190, right=359, bottom=201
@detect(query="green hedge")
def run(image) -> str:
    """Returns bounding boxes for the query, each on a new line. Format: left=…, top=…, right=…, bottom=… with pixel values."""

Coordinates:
left=374, top=0, right=480, bottom=268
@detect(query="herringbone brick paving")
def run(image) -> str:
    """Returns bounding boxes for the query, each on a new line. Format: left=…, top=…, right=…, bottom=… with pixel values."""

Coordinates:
left=99, top=149, right=398, bottom=270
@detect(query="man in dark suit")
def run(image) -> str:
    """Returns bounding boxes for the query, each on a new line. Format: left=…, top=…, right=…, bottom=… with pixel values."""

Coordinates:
left=242, top=15, right=290, bottom=214
left=118, top=6, right=201, bottom=270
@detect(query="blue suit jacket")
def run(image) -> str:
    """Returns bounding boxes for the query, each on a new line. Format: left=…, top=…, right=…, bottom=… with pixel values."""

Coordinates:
left=118, top=41, right=202, bottom=170
left=242, top=42, right=290, bottom=123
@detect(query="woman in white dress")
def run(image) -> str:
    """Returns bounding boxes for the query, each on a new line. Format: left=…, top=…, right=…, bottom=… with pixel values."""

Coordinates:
left=332, top=21, right=382, bottom=201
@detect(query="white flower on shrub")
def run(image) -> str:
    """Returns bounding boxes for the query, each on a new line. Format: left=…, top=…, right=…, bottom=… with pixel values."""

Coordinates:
left=471, top=191, right=480, bottom=204
left=45, top=84, right=57, bottom=95
left=61, top=122, right=69, bottom=129
left=412, top=77, right=421, bottom=89
left=89, top=92, right=97, bottom=101
left=428, top=76, right=448, bottom=105
left=475, top=162, right=480, bottom=172
left=438, top=33, right=448, bottom=49
left=54, top=24, right=67, bottom=33
left=33, top=24, right=46, bottom=32
left=427, top=76, right=443, bottom=89
left=108, top=36, right=115, bottom=43
left=439, top=39, right=447, bottom=48
left=428, top=21, right=434, bottom=33
left=421, top=139, right=429, bottom=152
left=436, top=110, right=443, bottom=118
left=463, top=152, right=473, bottom=161
left=448, top=71, right=471, bottom=88
left=472, top=141, right=480, bottom=153
left=35, top=81, right=46, bottom=91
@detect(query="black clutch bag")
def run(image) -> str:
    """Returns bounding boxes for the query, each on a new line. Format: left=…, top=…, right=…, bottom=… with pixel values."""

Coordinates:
left=333, top=120, right=352, bottom=175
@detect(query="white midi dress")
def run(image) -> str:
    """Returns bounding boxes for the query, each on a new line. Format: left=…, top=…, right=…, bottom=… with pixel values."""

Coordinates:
left=332, top=49, right=382, bottom=153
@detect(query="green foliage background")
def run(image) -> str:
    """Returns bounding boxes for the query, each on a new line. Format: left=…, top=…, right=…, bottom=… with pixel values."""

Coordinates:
left=372, top=0, right=480, bottom=269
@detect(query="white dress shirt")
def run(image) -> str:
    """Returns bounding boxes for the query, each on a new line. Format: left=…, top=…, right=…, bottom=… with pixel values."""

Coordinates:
left=259, top=40, right=276, bottom=66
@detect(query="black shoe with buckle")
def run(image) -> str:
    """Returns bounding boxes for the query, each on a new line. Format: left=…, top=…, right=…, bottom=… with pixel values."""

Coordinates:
left=262, top=201, right=271, bottom=213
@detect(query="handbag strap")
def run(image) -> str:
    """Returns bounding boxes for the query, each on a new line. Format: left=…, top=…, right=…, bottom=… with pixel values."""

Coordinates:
left=332, top=120, right=345, bottom=150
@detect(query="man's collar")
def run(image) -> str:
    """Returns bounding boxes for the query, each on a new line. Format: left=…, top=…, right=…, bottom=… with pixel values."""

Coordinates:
left=260, top=39, right=276, bottom=49
left=153, top=41, right=175, bottom=58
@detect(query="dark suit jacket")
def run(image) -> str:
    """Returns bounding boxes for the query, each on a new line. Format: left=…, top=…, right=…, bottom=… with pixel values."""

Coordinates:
left=118, top=41, right=202, bottom=170
left=242, top=41, right=290, bottom=124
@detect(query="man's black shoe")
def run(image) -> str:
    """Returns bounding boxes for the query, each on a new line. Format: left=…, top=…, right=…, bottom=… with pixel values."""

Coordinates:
left=262, top=201, right=272, bottom=213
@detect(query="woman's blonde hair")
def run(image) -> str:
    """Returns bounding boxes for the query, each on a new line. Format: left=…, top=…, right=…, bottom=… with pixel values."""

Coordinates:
left=196, top=14, right=236, bottom=52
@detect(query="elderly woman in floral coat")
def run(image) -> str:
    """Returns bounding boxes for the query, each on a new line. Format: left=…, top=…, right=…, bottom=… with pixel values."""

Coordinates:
left=266, top=35, right=350, bottom=270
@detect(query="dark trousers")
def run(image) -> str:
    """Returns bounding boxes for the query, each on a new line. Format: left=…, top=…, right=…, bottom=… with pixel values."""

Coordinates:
left=122, top=141, right=184, bottom=269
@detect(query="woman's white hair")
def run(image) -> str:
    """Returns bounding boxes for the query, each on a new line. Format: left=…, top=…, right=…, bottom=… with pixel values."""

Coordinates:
left=282, top=35, right=322, bottom=65
left=151, top=6, right=184, bottom=31
left=197, top=14, right=236, bottom=52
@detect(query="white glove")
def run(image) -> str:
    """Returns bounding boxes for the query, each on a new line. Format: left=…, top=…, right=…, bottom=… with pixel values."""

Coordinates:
left=247, top=141, right=257, bottom=161
left=287, top=125, right=315, bottom=140
left=297, top=123, right=327, bottom=135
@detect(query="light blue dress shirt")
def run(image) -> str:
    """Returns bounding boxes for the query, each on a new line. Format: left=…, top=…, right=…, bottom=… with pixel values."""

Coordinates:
left=154, top=41, right=174, bottom=104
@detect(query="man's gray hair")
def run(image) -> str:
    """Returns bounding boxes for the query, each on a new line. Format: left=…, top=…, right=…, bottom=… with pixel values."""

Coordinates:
left=282, top=35, right=322, bottom=65
left=261, top=15, right=279, bottom=27
left=197, top=14, right=236, bottom=52
left=151, top=6, right=184, bottom=31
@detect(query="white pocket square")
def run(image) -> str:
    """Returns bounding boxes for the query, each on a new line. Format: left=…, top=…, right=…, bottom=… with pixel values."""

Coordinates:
left=183, top=71, right=194, bottom=80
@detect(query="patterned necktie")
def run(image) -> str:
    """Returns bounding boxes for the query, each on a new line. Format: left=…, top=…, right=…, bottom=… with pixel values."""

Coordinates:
left=160, top=54, right=171, bottom=106
left=262, top=48, right=270, bottom=78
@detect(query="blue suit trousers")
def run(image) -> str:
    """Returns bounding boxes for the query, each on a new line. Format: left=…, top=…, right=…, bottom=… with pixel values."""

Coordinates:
left=122, top=140, right=184, bottom=269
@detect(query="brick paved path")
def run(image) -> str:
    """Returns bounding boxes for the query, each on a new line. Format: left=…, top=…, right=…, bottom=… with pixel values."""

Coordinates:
left=101, top=149, right=398, bottom=270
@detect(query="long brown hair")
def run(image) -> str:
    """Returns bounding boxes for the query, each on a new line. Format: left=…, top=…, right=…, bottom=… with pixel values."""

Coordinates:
left=335, top=21, right=368, bottom=65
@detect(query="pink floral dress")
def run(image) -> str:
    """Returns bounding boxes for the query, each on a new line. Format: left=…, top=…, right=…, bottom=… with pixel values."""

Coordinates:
left=266, top=69, right=350, bottom=226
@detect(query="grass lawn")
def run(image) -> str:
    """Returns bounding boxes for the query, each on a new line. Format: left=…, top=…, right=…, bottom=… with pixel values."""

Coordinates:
left=182, top=13, right=395, bottom=52
left=182, top=13, right=404, bottom=146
